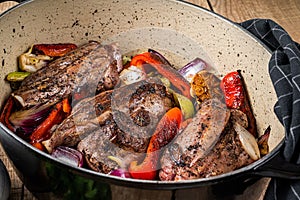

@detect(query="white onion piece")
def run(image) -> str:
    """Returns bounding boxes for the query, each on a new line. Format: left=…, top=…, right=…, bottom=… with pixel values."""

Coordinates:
left=233, top=122, right=260, bottom=160
left=119, top=65, right=146, bottom=85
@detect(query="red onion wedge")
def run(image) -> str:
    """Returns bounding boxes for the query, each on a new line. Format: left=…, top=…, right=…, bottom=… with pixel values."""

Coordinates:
left=107, top=155, right=131, bottom=178
left=9, top=102, right=55, bottom=137
left=108, top=169, right=131, bottom=178
left=51, top=146, right=84, bottom=167
left=178, top=58, right=207, bottom=82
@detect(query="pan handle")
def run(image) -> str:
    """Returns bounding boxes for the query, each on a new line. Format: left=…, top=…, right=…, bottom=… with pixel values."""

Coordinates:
left=251, top=150, right=300, bottom=179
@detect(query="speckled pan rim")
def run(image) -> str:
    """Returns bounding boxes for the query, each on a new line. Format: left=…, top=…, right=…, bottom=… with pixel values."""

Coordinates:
left=0, top=0, right=282, bottom=189
left=0, top=0, right=273, bottom=56
left=177, top=0, right=273, bottom=54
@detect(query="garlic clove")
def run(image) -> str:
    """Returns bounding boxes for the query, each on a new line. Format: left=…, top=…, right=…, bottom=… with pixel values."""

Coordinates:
left=234, top=122, right=260, bottom=160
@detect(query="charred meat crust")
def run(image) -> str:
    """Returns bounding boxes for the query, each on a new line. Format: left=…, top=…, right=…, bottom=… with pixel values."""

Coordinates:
left=159, top=98, right=254, bottom=181
left=12, top=41, right=122, bottom=108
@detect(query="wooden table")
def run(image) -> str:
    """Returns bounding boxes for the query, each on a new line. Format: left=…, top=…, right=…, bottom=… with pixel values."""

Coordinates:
left=0, top=0, right=299, bottom=199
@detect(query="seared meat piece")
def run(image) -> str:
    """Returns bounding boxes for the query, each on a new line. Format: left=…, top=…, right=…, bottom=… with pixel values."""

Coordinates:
left=172, top=124, right=253, bottom=180
left=43, top=90, right=113, bottom=153
left=159, top=99, right=254, bottom=181
left=44, top=81, right=174, bottom=159
left=77, top=122, right=139, bottom=173
left=111, top=80, right=175, bottom=151
left=77, top=81, right=174, bottom=173
left=12, top=41, right=122, bottom=108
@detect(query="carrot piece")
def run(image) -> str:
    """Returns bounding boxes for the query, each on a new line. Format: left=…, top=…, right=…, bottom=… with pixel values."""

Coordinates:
left=32, top=43, right=77, bottom=57
left=130, top=52, right=192, bottom=100
left=29, top=98, right=70, bottom=143
left=62, top=98, right=71, bottom=114
left=129, top=107, right=182, bottom=180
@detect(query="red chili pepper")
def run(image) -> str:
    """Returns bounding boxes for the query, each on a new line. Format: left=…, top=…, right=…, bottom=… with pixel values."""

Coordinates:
left=33, top=43, right=77, bottom=57
left=130, top=52, right=192, bottom=100
left=129, top=107, right=182, bottom=180
left=220, top=71, right=257, bottom=137
left=0, top=96, right=15, bottom=132
left=30, top=98, right=71, bottom=144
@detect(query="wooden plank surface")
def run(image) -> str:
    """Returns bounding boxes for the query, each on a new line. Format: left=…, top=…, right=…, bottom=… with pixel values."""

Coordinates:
left=0, top=0, right=299, bottom=199
left=209, top=0, right=300, bottom=42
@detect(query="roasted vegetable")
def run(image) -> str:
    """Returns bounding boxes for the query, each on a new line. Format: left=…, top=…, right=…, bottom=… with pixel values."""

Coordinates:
left=51, top=146, right=84, bottom=167
left=129, top=107, right=182, bottom=180
left=191, top=70, right=224, bottom=103
left=130, top=52, right=192, bottom=100
left=220, top=71, right=257, bottom=137
left=178, top=57, right=207, bottom=83
left=9, top=101, right=55, bottom=138
left=0, top=96, right=15, bottom=132
left=108, top=169, right=131, bottom=178
left=258, top=126, right=271, bottom=156
left=30, top=98, right=71, bottom=146
left=18, top=43, right=77, bottom=73
left=119, top=65, right=146, bottom=85
left=173, top=92, right=195, bottom=120
left=32, top=43, right=77, bottom=57
left=6, top=71, right=31, bottom=82
left=19, top=45, right=52, bottom=72
left=233, top=122, right=260, bottom=160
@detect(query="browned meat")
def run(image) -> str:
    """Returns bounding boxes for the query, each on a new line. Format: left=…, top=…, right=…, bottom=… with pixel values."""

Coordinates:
left=12, top=41, right=122, bottom=108
left=77, top=121, right=139, bottom=173
left=42, top=90, right=113, bottom=153
left=111, top=80, right=175, bottom=151
left=43, top=81, right=174, bottom=164
left=77, top=81, right=174, bottom=173
left=159, top=99, right=254, bottom=181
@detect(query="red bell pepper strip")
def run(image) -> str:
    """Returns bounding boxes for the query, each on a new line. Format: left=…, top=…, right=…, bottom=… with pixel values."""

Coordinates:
left=0, top=96, right=15, bottom=132
left=130, top=52, right=192, bottom=100
left=220, top=71, right=257, bottom=137
left=129, top=107, right=182, bottom=180
left=32, top=43, right=77, bottom=57
left=30, top=98, right=71, bottom=144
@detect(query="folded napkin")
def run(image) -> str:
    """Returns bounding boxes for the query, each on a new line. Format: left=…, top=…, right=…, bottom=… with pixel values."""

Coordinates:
left=239, top=19, right=300, bottom=200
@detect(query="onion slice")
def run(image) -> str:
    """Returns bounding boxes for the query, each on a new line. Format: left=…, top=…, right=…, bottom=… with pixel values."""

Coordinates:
left=9, top=102, right=55, bottom=136
left=108, top=169, right=131, bottom=178
left=119, top=65, right=146, bottom=85
left=233, top=122, right=260, bottom=160
left=178, top=58, right=207, bottom=82
left=51, top=146, right=84, bottom=167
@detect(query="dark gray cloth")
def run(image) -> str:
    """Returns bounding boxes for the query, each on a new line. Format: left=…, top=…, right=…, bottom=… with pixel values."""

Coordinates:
left=239, top=19, right=300, bottom=200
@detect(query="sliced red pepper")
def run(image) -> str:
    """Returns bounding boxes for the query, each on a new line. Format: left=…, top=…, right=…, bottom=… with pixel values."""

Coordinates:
left=0, top=96, right=15, bottom=132
left=129, top=107, right=182, bottom=180
left=32, top=43, right=77, bottom=57
left=130, top=52, right=192, bottom=100
left=220, top=71, right=257, bottom=137
left=30, top=98, right=71, bottom=145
